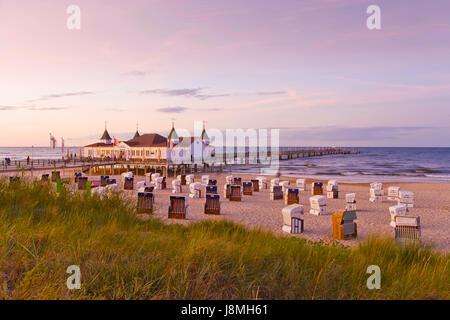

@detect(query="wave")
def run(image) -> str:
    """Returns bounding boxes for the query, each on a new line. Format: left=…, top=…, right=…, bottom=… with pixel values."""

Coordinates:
left=425, top=174, right=450, bottom=179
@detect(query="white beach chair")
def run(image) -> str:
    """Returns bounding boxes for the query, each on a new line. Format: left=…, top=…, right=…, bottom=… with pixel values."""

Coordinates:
left=201, top=175, right=210, bottom=185
left=397, top=191, right=414, bottom=208
left=189, top=182, right=202, bottom=198
left=387, top=186, right=401, bottom=201
left=154, top=177, right=164, bottom=190
left=186, top=174, right=195, bottom=185
left=282, top=204, right=304, bottom=234
left=136, top=181, right=146, bottom=190
left=296, top=179, right=306, bottom=191
left=309, top=195, right=328, bottom=215
left=389, top=204, right=408, bottom=227
left=172, top=179, right=182, bottom=194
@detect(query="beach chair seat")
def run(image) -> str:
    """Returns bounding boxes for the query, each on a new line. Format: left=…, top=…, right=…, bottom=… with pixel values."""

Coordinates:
left=250, top=179, right=260, bottom=192
left=41, top=174, right=49, bottom=181
left=201, top=175, right=210, bottom=185
left=124, top=177, right=134, bottom=190
left=100, top=175, right=109, bottom=187
left=369, top=188, right=383, bottom=202
left=389, top=204, right=408, bottom=227
left=150, top=173, right=160, bottom=185
left=106, top=178, right=116, bottom=185
left=243, top=182, right=253, bottom=196
left=207, top=179, right=217, bottom=186
left=311, top=182, right=323, bottom=195
left=144, top=186, right=154, bottom=192
left=78, top=177, right=88, bottom=190
left=230, top=185, right=242, bottom=201
left=204, top=194, right=221, bottom=215
left=135, top=180, right=146, bottom=190
left=270, top=185, right=283, bottom=200
left=186, top=174, right=195, bottom=185
left=327, top=185, right=339, bottom=199
left=345, top=193, right=357, bottom=211
left=51, top=171, right=61, bottom=182
left=189, top=182, right=202, bottom=198
left=92, top=186, right=107, bottom=199
left=206, top=185, right=218, bottom=195
left=106, top=183, right=119, bottom=195
left=233, top=177, right=242, bottom=186
left=256, top=177, right=267, bottom=189
left=168, top=196, right=189, bottom=219
left=397, top=191, right=414, bottom=208
left=285, top=188, right=300, bottom=205
left=296, top=179, right=306, bottom=191
left=387, top=186, right=401, bottom=201
left=137, top=192, right=154, bottom=214
left=172, top=179, right=182, bottom=194
left=394, top=216, right=421, bottom=243
left=332, top=211, right=357, bottom=240
left=309, top=195, right=328, bottom=215
left=282, top=204, right=304, bottom=234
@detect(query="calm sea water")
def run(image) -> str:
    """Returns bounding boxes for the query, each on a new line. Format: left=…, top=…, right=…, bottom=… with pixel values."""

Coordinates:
left=232, top=147, right=450, bottom=183
left=0, top=147, right=82, bottom=161
left=1, top=147, right=449, bottom=183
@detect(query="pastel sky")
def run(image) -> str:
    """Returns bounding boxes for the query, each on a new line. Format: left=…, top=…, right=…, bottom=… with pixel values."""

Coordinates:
left=1, top=0, right=449, bottom=147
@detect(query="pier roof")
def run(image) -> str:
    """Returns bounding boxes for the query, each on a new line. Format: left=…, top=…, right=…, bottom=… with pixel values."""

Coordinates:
left=124, top=133, right=167, bottom=147
left=100, top=129, right=112, bottom=140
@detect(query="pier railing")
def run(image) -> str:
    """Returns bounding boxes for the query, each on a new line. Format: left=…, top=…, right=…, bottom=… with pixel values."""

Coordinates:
left=1, top=147, right=359, bottom=174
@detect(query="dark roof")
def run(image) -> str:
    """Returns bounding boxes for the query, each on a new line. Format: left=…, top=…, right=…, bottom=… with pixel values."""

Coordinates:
left=124, top=133, right=167, bottom=147
left=201, top=129, right=209, bottom=141
left=168, top=127, right=178, bottom=140
left=133, top=130, right=140, bottom=139
left=100, top=129, right=112, bottom=140
left=84, top=142, right=112, bottom=147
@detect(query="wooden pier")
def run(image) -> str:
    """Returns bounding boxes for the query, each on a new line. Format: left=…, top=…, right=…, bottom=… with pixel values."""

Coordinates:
left=1, top=147, right=359, bottom=177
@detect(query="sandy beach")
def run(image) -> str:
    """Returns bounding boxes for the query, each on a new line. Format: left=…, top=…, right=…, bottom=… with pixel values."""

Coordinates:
left=4, top=169, right=448, bottom=252
left=146, top=173, right=450, bottom=252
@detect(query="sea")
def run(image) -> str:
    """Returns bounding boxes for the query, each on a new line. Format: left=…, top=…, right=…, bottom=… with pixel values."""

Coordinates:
left=1, top=147, right=449, bottom=183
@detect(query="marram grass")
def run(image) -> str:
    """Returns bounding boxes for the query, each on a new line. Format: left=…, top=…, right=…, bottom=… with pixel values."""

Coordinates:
left=0, top=179, right=448, bottom=300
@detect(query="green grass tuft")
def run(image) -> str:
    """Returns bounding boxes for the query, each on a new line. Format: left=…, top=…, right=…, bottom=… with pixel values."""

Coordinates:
left=0, top=178, right=448, bottom=299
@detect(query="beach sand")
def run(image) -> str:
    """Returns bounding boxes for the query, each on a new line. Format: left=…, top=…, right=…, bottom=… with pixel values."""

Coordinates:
left=4, top=170, right=450, bottom=252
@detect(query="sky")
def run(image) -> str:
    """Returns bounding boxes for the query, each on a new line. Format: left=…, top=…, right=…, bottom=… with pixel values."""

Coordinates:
left=0, top=0, right=449, bottom=147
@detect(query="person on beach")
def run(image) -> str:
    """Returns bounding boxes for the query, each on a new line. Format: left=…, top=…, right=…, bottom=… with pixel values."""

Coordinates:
left=27, top=156, right=30, bottom=165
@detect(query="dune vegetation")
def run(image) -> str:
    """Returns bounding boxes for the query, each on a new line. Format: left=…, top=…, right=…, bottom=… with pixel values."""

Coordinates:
left=0, top=178, right=448, bottom=300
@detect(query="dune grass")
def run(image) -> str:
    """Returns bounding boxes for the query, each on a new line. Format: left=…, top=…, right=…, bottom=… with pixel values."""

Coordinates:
left=0, top=178, right=448, bottom=300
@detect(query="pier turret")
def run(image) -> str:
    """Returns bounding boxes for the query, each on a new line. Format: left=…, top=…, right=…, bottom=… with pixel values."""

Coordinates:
left=168, top=121, right=179, bottom=148
left=100, top=122, right=112, bottom=145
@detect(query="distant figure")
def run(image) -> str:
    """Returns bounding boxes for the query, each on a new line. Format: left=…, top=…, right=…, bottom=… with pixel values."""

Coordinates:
left=27, top=156, right=30, bottom=165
